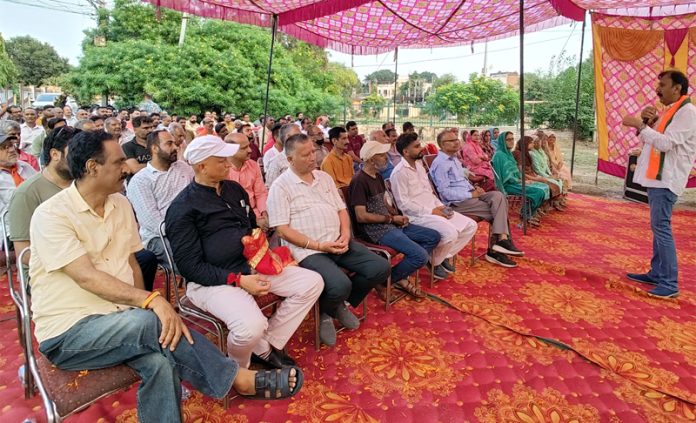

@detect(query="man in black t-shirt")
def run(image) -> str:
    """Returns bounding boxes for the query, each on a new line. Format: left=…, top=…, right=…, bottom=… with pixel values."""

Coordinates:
left=348, top=141, right=441, bottom=299
left=123, top=116, right=155, bottom=181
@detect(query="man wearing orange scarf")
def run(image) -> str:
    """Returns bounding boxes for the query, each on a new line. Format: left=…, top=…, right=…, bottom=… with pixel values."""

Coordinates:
left=622, top=70, right=696, bottom=299
left=0, top=129, right=38, bottom=234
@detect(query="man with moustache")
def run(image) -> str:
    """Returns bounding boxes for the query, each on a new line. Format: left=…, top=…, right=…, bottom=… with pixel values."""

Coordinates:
left=20, top=107, right=45, bottom=152
left=127, top=130, right=193, bottom=264
left=0, top=128, right=37, bottom=231
left=265, top=124, right=301, bottom=187
left=238, top=123, right=261, bottom=161
left=123, top=116, right=155, bottom=180
left=225, top=133, right=269, bottom=231
left=320, top=126, right=354, bottom=189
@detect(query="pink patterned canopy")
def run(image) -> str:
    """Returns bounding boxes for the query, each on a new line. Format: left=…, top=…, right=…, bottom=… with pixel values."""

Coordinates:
left=147, top=1, right=696, bottom=53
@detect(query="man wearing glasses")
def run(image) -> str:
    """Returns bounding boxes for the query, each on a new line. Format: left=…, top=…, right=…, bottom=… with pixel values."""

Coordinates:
left=0, top=128, right=38, bottom=234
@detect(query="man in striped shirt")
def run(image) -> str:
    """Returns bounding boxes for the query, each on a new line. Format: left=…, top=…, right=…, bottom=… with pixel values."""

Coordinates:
left=268, top=133, right=390, bottom=347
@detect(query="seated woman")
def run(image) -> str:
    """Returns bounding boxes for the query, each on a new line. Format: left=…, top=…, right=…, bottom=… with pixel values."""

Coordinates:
left=480, top=129, right=495, bottom=158
left=459, top=129, right=496, bottom=192
left=544, top=133, right=572, bottom=192
left=492, top=132, right=548, bottom=226
left=514, top=136, right=565, bottom=212
left=529, top=135, right=567, bottom=208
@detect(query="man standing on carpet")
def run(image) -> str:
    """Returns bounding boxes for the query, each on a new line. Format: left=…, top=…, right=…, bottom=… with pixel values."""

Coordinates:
left=622, top=70, right=696, bottom=299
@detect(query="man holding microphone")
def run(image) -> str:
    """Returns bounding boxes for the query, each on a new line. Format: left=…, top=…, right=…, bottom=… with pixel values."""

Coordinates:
left=622, top=70, right=696, bottom=298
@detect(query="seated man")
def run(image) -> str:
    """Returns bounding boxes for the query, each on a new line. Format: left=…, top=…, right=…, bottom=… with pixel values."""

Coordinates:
left=268, top=134, right=390, bottom=346
left=122, top=116, right=155, bottom=181
left=306, top=124, right=329, bottom=169
left=320, top=126, right=354, bottom=188
left=0, top=128, right=38, bottom=232
left=225, top=133, right=269, bottom=231
left=262, top=123, right=283, bottom=170
left=127, top=129, right=194, bottom=263
left=349, top=141, right=441, bottom=299
left=265, top=124, right=301, bottom=188
left=165, top=135, right=323, bottom=368
left=430, top=130, right=523, bottom=268
left=29, top=131, right=302, bottom=423
left=390, top=133, right=478, bottom=279
left=345, top=121, right=365, bottom=170
left=368, top=129, right=395, bottom=179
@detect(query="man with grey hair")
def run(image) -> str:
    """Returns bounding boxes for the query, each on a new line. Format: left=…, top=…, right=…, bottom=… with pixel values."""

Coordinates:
left=104, top=117, right=124, bottom=141
left=0, top=120, right=40, bottom=170
left=168, top=122, right=188, bottom=159
left=75, top=119, right=96, bottom=132
left=306, top=124, right=329, bottom=169
left=264, top=123, right=300, bottom=187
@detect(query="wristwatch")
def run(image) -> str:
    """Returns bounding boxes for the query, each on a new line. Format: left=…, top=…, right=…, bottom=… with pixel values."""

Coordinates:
left=636, top=122, right=646, bottom=135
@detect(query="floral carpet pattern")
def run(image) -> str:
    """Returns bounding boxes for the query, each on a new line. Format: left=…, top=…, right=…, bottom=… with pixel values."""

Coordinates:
left=0, top=193, right=694, bottom=422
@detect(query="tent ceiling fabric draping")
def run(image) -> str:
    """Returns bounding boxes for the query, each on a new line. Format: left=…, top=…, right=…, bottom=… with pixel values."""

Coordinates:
left=146, top=0, right=571, bottom=54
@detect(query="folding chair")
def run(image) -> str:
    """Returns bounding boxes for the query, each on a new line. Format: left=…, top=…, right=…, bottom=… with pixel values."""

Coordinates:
left=340, top=186, right=411, bottom=311
left=1, top=210, right=34, bottom=398
left=16, top=247, right=139, bottom=423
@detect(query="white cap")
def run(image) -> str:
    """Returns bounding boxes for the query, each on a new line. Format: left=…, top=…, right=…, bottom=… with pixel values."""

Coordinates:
left=184, top=135, right=239, bottom=165
left=360, top=140, right=391, bottom=161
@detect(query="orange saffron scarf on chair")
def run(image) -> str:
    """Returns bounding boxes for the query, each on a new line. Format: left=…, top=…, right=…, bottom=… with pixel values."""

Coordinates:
left=646, top=95, right=691, bottom=180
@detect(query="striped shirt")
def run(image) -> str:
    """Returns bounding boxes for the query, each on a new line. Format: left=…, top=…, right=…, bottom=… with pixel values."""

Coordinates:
left=265, top=152, right=289, bottom=188
left=126, top=161, right=194, bottom=246
left=267, top=168, right=345, bottom=262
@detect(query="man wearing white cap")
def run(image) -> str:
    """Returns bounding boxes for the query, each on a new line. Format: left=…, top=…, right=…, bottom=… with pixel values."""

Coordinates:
left=165, top=135, right=324, bottom=369
left=348, top=141, right=441, bottom=299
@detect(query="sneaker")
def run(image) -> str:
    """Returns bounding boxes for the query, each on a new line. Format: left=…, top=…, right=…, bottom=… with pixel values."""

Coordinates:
left=492, top=239, right=524, bottom=257
left=319, top=313, right=337, bottom=346
left=485, top=250, right=517, bottom=268
left=647, top=286, right=679, bottom=299
left=429, top=263, right=448, bottom=280
left=336, top=302, right=360, bottom=330
left=626, top=273, right=658, bottom=286
left=441, top=258, right=455, bottom=273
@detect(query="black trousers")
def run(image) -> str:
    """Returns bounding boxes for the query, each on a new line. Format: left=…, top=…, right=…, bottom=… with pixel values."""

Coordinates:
left=135, top=249, right=158, bottom=292
left=300, top=240, right=389, bottom=317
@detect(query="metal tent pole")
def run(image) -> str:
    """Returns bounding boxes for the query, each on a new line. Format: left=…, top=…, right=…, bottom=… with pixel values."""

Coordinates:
left=570, top=13, right=587, bottom=178
left=393, top=47, right=398, bottom=125
left=519, top=0, right=527, bottom=234
left=260, top=14, right=278, bottom=152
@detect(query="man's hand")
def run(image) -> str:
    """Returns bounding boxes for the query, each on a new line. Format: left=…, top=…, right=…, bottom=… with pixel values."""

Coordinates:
left=392, top=215, right=409, bottom=227
left=239, top=274, right=271, bottom=296
left=622, top=115, right=643, bottom=129
left=432, top=206, right=448, bottom=218
left=641, top=106, right=658, bottom=125
left=320, top=241, right=349, bottom=255
left=335, top=232, right=350, bottom=249
left=257, top=213, right=269, bottom=232
left=148, top=296, right=194, bottom=351
left=472, top=187, right=486, bottom=198
left=629, top=148, right=643, bottom=156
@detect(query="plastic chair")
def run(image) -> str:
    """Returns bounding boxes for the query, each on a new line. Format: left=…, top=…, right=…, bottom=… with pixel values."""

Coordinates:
left=16, top=247, right=139, bottom=423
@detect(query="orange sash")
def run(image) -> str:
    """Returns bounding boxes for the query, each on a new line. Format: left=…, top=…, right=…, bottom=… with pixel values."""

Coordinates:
left=10, top=166, right=24, bottom=187
left=645, top=95, right=691, bottom=180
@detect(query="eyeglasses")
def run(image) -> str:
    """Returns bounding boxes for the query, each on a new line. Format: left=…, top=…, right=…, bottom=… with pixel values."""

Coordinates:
left=440, top=138, right=459, bottom=144
left=0, top=141, right=19, bottom=151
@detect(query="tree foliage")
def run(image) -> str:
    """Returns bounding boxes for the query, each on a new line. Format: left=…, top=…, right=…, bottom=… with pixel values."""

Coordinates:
left=361, top=92, right=386, bottom=117
left=65, top=0, right=359, bottom=117
left=427, top=73, right=519, bottom=126
left=527, top=52, right=595, bottom=138
left=364, top=69, right=397, bottom=85
left=6, top=36, right=71, bottom=87
left=0, top=33, right=18, bottom=87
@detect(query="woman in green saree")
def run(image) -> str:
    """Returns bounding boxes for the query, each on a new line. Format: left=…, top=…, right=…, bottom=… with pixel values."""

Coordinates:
left=492, top=131, right=547, bottom=226
left=530, top=135, right=567, bottom=208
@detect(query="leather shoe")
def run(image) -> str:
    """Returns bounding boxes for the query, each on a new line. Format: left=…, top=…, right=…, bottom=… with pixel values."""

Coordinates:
left=251, top=348, right=296, bottom=369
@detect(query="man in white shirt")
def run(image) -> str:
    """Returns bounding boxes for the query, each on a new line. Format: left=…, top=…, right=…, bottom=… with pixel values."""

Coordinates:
left=390, top=132, right=478, bottom=279
left=262, top=123, right=283, bottom=171
left=622, top=70, right=696, bottom=299
left=20, top=107, right=45, bottom=151
left=268, top=133, right=389, bottom=347
left=264, top=124, right=300, bottom=188
left=127, top=129, right=194, bottom=263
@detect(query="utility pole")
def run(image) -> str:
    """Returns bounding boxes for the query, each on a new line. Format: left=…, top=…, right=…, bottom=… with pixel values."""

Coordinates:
left=179, top=13, right=190, bottom=47
left=482, top=40, right=488, bottom=76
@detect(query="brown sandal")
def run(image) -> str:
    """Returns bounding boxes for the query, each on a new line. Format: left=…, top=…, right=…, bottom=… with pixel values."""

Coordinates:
left=396, top=279, right=426, bottom=299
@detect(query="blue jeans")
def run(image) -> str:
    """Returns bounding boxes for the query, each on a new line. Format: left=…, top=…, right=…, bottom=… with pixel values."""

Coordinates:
left=647, top=188, right=679, bottom=292
left=39, top=309, right=238, bottom=423
left=378, top=224, right=441, bottom=282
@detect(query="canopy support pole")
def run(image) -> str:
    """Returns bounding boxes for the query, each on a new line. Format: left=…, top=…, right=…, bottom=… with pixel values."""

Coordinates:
left=393, top=47, right=398, bottom=125
left=519, top=0, right=527, bottom=234
left=570, top=13, right=587, bottom=178
left=260, top=14, right=278, bottom=152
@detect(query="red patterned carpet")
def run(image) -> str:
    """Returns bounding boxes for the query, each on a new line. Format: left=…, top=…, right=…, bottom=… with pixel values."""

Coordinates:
left=1, top=193, right=695, bottom=422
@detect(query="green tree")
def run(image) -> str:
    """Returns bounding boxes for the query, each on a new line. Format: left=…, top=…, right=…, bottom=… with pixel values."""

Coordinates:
left=432, top=73, right=457, bottom=90
left=64, top=0, right=358, bottom=118
left=361, top=93, right=386, bottom=117
left=364, top=69, right=397, bottom=85
left=0, top=33, right=18, bottom=87
left=6, top=36, right=71, bottom=86
left=528, top=52, right=595, bottom=138
left=428, top=74, right=519, bottom=126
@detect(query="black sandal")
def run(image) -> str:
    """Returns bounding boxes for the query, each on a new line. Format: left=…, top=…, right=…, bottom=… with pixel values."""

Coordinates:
left=244, top=366, right=304, bottom=400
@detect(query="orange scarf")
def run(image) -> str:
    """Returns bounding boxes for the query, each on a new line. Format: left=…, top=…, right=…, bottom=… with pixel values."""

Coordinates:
left=646, top=95, right=691, bottom=180
left=10, top=166, right=24, bottom=187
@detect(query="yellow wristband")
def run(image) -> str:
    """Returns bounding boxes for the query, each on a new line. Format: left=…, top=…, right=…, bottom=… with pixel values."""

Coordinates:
left=141, top=291, right=161, bottom=309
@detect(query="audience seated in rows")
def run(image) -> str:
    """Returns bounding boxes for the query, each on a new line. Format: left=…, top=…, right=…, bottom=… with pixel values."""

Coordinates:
left=268, top=133, right=389, bottom=346
left=165, top=135, right=323, bottom=367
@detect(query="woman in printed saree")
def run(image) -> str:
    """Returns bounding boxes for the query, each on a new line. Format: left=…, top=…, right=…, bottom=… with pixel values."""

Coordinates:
left=530, top=136, right=567, bottom=208
left=481, top=128, right=495, bottom=158
left=492, top=132, right=547, bottom=226
left=544, top=133, right=572, bottom=191
left=514, top=136, right=565, bottom=211
left=460, top=130, right=496, bottom=191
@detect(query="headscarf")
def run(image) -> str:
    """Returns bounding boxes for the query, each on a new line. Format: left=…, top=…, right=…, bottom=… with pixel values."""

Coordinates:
left=491, top=131, right=520, bottom=193
left=488, top=128, right=498, bottom=152
left=546, top=133, right=564, bottom=168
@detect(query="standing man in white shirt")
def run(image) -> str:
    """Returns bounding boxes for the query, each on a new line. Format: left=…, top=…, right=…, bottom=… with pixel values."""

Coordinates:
left=389, top=132, right=478, bottom=279
left=20, top=107, right=45, bottom=151
left=622, top=70, right=696, bottom=299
